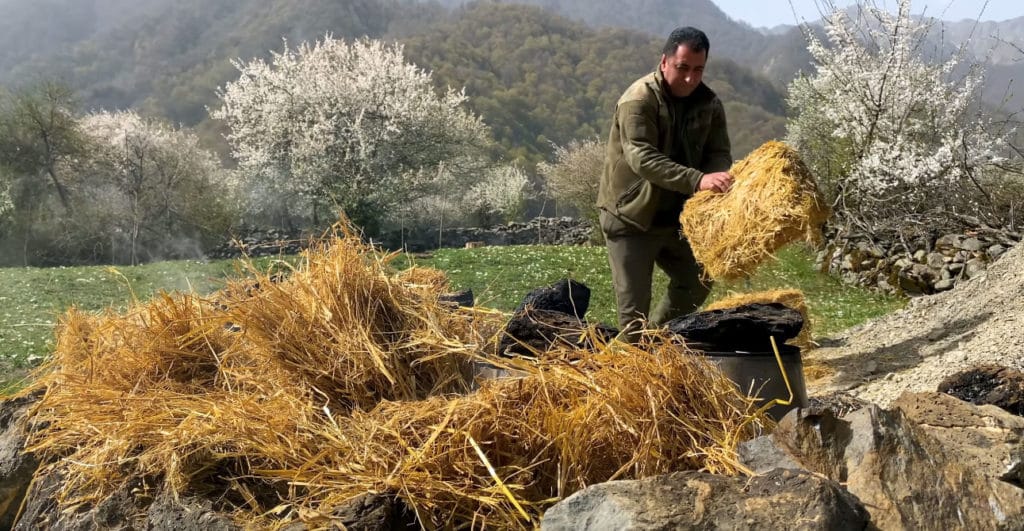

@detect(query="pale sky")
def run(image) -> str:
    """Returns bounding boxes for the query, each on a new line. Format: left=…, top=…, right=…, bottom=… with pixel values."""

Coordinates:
left=714, top=0, right=1024, bottom=28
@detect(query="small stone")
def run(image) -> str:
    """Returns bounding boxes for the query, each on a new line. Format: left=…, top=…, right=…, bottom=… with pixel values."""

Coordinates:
left=964, top=259, right=987, bottom=279
left=959, top=238, right=984, bottom=252
left=987, top=244, right=1006, bottom=260
left=934, top=279, right=955, bottom=291
left=935, top=234, right=963, bottom=250
left=913, top=249, right=927, bottom=262
left=898, top=275, right=927, bottom=294
left=926, top=252, right=946, bottom=269
left=910, top=263, right=935, bottom=280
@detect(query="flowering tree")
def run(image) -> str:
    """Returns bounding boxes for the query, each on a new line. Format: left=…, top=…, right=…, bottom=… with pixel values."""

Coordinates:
left=0, top=81, right=84, bottom=214
left=394, top=163, right=530, bottom=235
left=539, top=138, right=604, bottom=222
left=79, top=110, right=237, bottom=264
left=786, top=0, right=1014, bottom=233
left=0, top=177, right=11, bottom=224
left=211, top=36, right=492, bottom=232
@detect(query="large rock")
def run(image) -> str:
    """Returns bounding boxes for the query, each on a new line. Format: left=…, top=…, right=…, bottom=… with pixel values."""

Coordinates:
left=0, top=393, right=41, bottom=530
left=327, top=493, right=416, bottom=530
left=540, top=468, right=868, bottom=530
left=894, top=392, right=1024, bottom=489
left=770, top=398, right=1024, bottom=529
left=937, top=364, right=1024, bottom=416
left=15, top=467, right=239, bottom=530
left=665, top=303, right=803, bottom=352
left=280, top=493, right=417, bottom=531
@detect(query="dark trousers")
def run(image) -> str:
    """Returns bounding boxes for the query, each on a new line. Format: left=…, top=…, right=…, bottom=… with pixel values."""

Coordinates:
left=602, top=212, right=712, bottom=332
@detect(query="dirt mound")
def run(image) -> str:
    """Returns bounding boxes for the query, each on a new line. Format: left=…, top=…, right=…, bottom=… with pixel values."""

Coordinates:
left=806, top=242, right=1024, bottom=406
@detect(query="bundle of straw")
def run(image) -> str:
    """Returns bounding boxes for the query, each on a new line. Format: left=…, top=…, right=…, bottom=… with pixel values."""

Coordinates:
left=681, top=141, right=829, bottom=280
left=705, top=289, right=813, bottom=348
left=26, top=226, right=496, bottom=506
left=275, top=337, right=767, bottom=528
left=23, top=223, right=769, bottom=529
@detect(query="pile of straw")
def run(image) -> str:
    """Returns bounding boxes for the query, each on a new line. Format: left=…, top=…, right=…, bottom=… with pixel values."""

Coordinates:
left=23, top=225, right=769, bottom=528
left=705, top=289, right=813, bottom=348
left=681, top=141, right=829, bottom=280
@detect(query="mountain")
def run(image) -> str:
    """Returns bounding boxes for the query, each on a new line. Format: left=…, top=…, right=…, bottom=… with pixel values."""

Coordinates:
left=0, top=0, right=439, bottom=124
left=401, top=3, right=786, bottom=162
left=0, top=0, right=786, bottom=165
left=427, top=0, right=782, bottom=75
left=932, top=16, right=1024, bottom=110
left=430, top=1, right=1023, bottom=110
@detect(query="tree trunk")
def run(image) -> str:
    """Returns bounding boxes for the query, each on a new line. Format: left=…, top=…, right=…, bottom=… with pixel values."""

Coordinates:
left=45, top=167, right=72, bottom=213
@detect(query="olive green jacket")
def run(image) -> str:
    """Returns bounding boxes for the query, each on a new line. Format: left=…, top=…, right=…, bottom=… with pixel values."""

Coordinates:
left=597, top=70, right=732, bottom=233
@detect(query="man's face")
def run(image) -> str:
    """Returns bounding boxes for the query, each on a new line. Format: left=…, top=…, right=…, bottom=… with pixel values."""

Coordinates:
left=659, top=44, right=706, bottom=98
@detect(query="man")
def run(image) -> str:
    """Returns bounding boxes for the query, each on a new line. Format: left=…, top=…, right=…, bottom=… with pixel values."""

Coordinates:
left=597, top=26, right=734, bottom=333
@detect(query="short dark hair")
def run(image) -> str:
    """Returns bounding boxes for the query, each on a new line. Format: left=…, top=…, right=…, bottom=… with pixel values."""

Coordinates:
left=662, top=27, right=710, bottom=56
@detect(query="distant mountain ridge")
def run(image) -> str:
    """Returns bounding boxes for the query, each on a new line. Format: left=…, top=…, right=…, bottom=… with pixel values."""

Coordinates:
left=0, top=0, right=787, bottom=164
left=432, top=0, right=1024, bottom=109
left=5, top=0, right=1012, bottom=167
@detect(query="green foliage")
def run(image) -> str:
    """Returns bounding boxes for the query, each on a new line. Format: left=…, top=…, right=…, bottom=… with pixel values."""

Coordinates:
left=538, top=138, right=604, bottom=240
left=0, top=244, right=903, bottom=379
left=0, top=255, right=296, bottom=377
left=395, top=243, right=904, bottom=334
left=0, top=1, right=787, bottom=171
left=402, top=3, right=787, bottom=165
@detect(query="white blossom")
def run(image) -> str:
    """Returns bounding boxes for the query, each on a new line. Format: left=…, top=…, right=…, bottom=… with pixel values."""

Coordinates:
left=77, top=110, right=236, bottom=263
left=786, top=0, right=1011, bottom=215
left=210, top=36, right=492, bottom=228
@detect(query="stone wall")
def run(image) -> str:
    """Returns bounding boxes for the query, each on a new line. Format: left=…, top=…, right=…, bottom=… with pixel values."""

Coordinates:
left=206, top=217, right=594, bottom=260
left=817, top=228, right=1022, bottom=295
left=373, top=216, right=593, bottom=252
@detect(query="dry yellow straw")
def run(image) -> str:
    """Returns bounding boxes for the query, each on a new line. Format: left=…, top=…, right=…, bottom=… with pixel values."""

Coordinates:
left=681, top=141, right=829, bottom=280
left=706, top=289, right=813, bottom=348
left=21, top=222, right=770, bottom=529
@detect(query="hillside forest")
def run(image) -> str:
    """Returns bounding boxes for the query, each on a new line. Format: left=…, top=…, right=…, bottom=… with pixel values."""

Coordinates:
left=0, top=0, right=1020, bottom=266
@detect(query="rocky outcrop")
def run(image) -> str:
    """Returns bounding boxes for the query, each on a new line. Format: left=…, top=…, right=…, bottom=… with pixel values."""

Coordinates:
left=749, top=394, right=1024, bottom=530
left=817, top=229, right=1021, bottom=295
left=937, top=364, right=1024, bottom=416
left=14, top=467, right=240, bottom=531
left=893, top=392, right=1024, bottom=491
left=540, top=468, right=869, bottom=530
left=0, top=393, right=40, bottom=530
left=375, top=217, right=593, bottom=252
left=280, top=493, right=416, bottom=531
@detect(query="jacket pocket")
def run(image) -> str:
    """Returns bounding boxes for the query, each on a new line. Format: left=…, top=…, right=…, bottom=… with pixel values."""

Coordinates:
left=616, top=179, right=643, bottom=208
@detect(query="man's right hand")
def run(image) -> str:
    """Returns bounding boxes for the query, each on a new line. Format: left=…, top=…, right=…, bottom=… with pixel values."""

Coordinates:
left=698, top=172, right=733, bottom=193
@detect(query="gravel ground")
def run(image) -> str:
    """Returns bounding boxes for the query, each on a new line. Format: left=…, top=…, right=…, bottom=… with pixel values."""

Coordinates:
left=805, top=241, right=1024, bottom=407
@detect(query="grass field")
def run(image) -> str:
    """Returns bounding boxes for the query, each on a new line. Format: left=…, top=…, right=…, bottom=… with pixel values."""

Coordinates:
left=0, top=243, right=904, bottom=389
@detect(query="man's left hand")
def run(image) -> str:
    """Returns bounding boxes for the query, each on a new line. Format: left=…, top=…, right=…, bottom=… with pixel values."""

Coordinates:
left=698, top=172, right=733, bottom=193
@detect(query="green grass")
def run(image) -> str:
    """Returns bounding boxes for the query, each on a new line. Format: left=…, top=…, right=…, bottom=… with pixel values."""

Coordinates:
left=0, top=257, right=287, bottom=379
left=397, top=243, right=905, bottom=337
left=0, top=244, right=904, bottom=390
